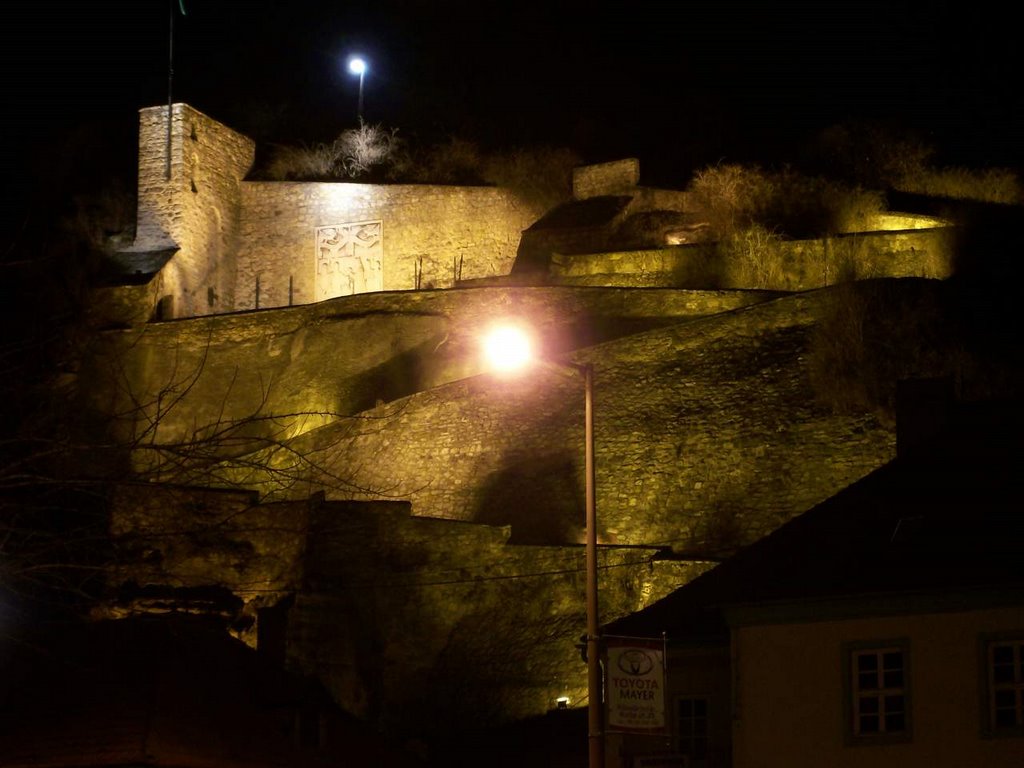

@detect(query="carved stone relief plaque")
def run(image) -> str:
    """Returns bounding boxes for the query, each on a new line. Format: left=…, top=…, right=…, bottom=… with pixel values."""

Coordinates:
left=315, top=220, right=383, bottom=300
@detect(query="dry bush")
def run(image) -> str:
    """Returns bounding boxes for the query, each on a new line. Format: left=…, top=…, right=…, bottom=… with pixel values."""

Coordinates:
left=826, top=236, right=870, bottom=285
left=261, top=124, right=408, bottom=181
left=688, top=163, right=777, bottom=235
left=805, top=121, right=1022, bottom=205
left=717, top=224, right=785, bottom=289
left=409, top=137, right=486, bottom=185
left=688, top=164, right=888, bottom=249
left=402, top=138, right=580, bottom=209
left=805, top=122, right=936, bottom=189
left=688, top=164, right=884, bottom=241
left=259, top=130, right=578, bottom=211
left=763, top=170, right=885, bottom=236
left=481, top=146, right=582, bottom=211
left=894, top=166, right=1023, bottom=205
left=262, top=142, right=340, bottom=180
left=336, top=124, right=409, bottom=180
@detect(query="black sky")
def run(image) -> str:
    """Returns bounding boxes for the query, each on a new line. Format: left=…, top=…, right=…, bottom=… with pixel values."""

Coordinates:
left=2, top=0, right=1022, bottom=199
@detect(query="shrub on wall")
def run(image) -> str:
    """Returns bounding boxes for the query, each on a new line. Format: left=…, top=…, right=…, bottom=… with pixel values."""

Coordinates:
left=261, top=142, right=338, bottom=180
left=479, top=146, right=582, bottom=211
left=410, top=139, right=581, bottom=210
left=804, top=120, right=1023, bottom=205
left=894, top=166, right=1023, bottom=205
left=716, top=224, right=785, bottom=289
left=261, top=124, right=409, bottom=181
left=804, top=121, right=936, bottom=190
left=258, top=127, right=579, bottom=210
left=407, top=136, right=486, bottom=185
left=337, top=124, right=410, bottom=179
left=687, top=163, right=885, bottom=241
left=687, top=163, right=776, bottom=235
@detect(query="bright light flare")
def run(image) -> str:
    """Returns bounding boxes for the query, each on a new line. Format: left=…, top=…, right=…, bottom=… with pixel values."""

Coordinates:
left=482, top=324, right=534, bottom=374
left=348, top=56, right=367, bottom=76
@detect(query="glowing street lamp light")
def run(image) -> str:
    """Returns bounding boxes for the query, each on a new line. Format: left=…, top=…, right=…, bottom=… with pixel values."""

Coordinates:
left=481, top=323, right=603, bottom=768
left=482, top=325, right=533, bottom=373
left=348, top=55, right=367, bottom=124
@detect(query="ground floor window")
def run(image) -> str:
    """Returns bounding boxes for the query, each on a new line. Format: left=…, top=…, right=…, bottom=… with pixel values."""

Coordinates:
left=676, top=696, right=709, bottom=762
left=985, top=637, right=1024, bottom=735
left=844, top=639, right=911, bottom=744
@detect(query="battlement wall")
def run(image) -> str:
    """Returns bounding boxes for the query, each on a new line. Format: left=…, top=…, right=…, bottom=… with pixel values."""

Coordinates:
left=234, top=181, right=539, bottom=311
left=127, top=104, right=540, bottom=320
left=551, top=225, right=956, bottom=290
left=573, top=158, right=641, bottom=199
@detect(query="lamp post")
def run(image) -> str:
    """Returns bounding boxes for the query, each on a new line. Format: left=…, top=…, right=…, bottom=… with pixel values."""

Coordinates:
left=482, top=325, right=603, bottom=768
left=348, top=55, right=367, bottom=124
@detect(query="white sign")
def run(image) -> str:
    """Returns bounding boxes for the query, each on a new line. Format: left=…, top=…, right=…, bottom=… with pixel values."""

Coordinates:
left=605, top=637, right=666, bottom=733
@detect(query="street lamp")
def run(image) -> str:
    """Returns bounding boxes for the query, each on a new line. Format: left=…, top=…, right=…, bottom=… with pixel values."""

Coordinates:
left=348, top=55, right=367, bottom=124
left=482, top=323, right=603, bottom=768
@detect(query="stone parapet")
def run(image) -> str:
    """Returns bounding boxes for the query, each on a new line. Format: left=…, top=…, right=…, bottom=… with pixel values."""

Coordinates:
left=573, top=159, right=641, bottom=199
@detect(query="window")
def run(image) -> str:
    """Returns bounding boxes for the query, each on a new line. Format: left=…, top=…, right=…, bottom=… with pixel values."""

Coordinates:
left=676, top=696, right=709, bottom=762
left=843, top=640, right=911, bottom=744
left=984, top=637, right=1024, bottom=736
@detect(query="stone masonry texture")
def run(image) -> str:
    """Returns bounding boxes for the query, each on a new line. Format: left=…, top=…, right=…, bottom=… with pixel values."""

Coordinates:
left=127, top=104, right=541, bottom=322
left=91, top=104, right=963, bottom=742
left=106, top=485, right=712, bottom=736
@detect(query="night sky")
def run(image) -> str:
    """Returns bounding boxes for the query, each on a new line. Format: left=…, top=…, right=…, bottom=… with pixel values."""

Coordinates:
left=2, top=0, right=1021, bottom=201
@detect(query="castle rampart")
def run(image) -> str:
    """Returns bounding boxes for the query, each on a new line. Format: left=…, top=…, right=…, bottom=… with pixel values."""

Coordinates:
left=84, top=285, right=778, bottom=463
left=234, top=181, right=538, bottom=311
left=121, top=104, right=540, bottom=321
left=550, top=225, right=955, bottom=290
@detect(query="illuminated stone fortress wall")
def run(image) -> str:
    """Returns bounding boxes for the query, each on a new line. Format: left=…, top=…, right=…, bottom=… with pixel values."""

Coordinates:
left=93, top=103, right=961, bottom=739
left=125, top=104, right=540, bottom=321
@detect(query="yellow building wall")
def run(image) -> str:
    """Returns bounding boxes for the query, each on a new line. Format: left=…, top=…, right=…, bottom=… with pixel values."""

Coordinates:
left=732, top=605, right=1024, bottom=768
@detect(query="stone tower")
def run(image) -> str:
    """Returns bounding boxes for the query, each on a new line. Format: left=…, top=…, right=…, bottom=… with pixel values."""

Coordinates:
left=129, top=103, right=255, bottom=319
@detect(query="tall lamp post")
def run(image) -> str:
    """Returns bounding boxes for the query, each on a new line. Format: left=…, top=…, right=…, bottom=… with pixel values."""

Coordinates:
left=348, top=55, right=367, bottom=124
left=482, top=324, right=603, bottom=768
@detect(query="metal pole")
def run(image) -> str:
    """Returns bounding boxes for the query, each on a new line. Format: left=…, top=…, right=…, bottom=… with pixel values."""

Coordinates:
left=583, top=362, right=603, bottom=768
left=166, top=0, right=174, bottom=181
left=357, top=71, right=365, bottom=124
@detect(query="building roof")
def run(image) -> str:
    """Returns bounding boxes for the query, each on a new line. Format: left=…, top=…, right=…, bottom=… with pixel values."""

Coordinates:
left=605, top=397, right=1024, bottom=640
left=100, top=247, right=179, bottom=285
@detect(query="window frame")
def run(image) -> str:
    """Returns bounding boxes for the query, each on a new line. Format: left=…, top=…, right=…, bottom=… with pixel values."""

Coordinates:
left=979, top=632, right=1024, bottom=739
left=841, top=638, right=912, bottom=746
left=674, top=694, right=710, bottom=764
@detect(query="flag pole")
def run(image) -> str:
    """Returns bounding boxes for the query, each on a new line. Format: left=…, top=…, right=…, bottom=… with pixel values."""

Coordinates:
left=166, top=0, right=186, bottom=181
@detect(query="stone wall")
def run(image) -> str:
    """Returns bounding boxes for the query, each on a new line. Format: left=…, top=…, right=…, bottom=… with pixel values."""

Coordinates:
left=573, top=159, right=641, bottom=199
left=123, top=104, right=540, bottom=320
left=82, top=286, right=775, bottom=465
left=223, top=287, right=896, bottom=552
left=97, top=284, right=909, bottom=738
left=234, top=182, right=540, bottom=311
left=85, top=285, right=898, bottom=552
left=105, top=484, right=713, bottom=736
left=551, top=225, right=956, bottom=290
left=131, top=104, right=256, bottom=318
